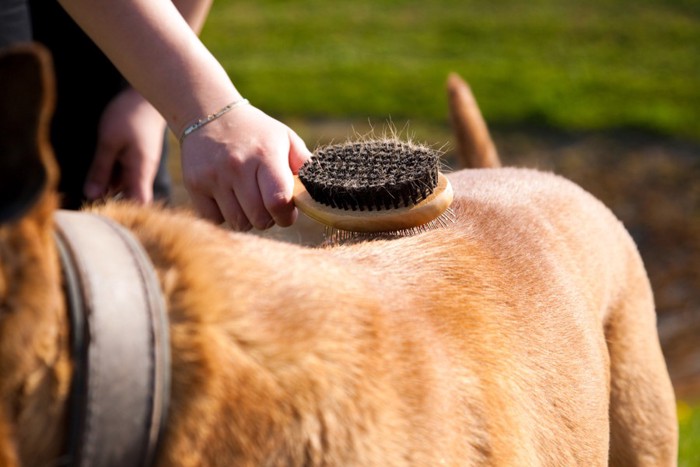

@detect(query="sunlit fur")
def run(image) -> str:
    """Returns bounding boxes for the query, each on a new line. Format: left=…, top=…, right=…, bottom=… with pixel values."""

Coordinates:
left=0, top=44, right=677, bottom=466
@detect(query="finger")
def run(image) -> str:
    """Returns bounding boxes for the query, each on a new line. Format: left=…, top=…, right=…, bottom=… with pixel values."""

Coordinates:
left=288, top=129, right=312, bottom=173
left=231, top=171, right=272, bottom=230
left=122, top=173, right=153, bottom=204
left=189, top=191, right=225, bottom=225
left=85, top=140, right=120, bottom=199
left=257, top=162, right=296, bottom=228
left=121, top=152, right=154, bottom=204
left=213, top=186, right=253, bottom=231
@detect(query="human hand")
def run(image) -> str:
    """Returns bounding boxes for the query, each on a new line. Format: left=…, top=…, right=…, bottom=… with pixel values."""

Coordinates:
left=84, top=87, right=166, bottom=203
left=180, top=103, right=312, bottom=231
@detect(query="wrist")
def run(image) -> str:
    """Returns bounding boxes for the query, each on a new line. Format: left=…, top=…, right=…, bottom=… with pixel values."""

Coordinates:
left=177, top=97, right=250, bottom=145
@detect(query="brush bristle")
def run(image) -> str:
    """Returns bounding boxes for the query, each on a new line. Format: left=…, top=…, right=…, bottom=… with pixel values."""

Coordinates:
left=298, top=140, right=440, bottom=211
left=323, top=208, right=457, bottom=244
left=293, top=137, right=455, bottom=243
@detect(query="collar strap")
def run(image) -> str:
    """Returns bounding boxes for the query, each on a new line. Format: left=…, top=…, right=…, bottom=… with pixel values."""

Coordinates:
left=54, top=210, right=170, bottom=467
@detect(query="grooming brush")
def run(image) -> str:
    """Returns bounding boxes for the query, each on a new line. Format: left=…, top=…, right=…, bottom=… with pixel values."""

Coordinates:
left=293, top=139, right=454, bottom=242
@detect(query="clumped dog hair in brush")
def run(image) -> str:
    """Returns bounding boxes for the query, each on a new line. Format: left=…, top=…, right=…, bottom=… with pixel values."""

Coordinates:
left=293, top=138, right=454, bottom=242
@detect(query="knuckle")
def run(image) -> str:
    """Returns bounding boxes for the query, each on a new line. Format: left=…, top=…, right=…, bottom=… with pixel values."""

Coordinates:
left=224, top=154, right=246, bottom=172
left=267, top=193, right=294, bottom=227
left=268, top=194, right=289, bottom=215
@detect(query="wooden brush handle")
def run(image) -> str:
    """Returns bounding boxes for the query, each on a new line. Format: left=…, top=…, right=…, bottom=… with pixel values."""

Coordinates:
left=293, top=173, right=454, bottom=233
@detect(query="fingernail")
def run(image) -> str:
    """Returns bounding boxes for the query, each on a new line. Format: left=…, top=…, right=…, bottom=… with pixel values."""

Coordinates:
left=233, top=219, right=252, bottom=231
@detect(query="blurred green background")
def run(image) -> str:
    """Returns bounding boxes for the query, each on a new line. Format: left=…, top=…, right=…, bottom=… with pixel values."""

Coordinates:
left=201, top=0, right=699, bottom=141
left=196, top=0, right=700, bottom=462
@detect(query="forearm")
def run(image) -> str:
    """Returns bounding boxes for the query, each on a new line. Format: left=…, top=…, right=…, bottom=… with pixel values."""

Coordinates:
left=57, top=0, right=238, bottom=135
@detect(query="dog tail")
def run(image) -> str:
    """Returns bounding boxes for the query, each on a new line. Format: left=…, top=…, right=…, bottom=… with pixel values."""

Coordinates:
left=447, top=73, right=500, bottom=169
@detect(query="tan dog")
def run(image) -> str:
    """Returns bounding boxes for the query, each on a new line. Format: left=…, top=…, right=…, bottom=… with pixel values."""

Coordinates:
left=0, top=44, right=677, bottom=466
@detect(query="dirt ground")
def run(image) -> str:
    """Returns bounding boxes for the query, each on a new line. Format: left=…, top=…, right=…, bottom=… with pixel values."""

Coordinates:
left=167, top=120, right=700, bottom=401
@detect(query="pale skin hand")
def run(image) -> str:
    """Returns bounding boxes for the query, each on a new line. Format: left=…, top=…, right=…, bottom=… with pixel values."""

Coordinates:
left=83, top=0, right=212, bottom=205
left=181, top=104, right=310, bottom=230
left=58, top=0, right=313, bottom=230
left=84, top=87, right=166, bottom=203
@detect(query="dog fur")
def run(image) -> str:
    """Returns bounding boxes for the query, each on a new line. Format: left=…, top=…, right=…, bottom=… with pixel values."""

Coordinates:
left=0, top=43, right=677, bottom=466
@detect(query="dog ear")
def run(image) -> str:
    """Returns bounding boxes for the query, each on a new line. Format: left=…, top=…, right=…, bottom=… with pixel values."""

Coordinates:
left=0, top=43, right=59, bottom=224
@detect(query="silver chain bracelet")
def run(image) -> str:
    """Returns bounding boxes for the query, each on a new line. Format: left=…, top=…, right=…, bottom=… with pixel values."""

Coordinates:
left=178, top=98, right=250, bottom=145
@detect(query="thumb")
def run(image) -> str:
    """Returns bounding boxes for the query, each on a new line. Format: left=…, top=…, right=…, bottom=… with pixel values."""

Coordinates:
left=288, top=129, right=312, bottom=174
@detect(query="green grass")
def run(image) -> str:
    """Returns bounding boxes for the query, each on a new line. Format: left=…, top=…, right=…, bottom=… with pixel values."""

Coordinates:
left=679, top=401, right=700, bottom=466
left=199, top=0, right=700, bottom=141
